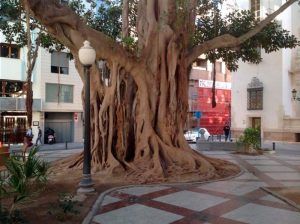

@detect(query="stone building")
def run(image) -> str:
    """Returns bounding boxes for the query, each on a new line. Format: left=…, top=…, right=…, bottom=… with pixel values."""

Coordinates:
left=231, top=0, right=300, bottom=142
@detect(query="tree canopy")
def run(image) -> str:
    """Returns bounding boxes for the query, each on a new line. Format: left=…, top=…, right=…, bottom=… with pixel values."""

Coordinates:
left=2, top=0, right=297, bottom=69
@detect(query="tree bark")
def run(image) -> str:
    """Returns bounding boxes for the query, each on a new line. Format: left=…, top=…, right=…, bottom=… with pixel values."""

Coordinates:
left=21, top=0, right=300, bottom=182
left=25, top=6, right=40, bottom=128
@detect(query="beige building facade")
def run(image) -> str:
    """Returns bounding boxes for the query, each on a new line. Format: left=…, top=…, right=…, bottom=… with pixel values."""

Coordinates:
left=0, top=33, right=84, bottom=144
left=231, top=0, right=300, bottom=142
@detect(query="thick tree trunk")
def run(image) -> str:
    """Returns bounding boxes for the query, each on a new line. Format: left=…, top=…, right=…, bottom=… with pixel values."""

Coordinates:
left=23, top=0, right=240, bottom=183
left=67, top=61, right=238, bottom=183
left=68, top=36, right=238, bottom=183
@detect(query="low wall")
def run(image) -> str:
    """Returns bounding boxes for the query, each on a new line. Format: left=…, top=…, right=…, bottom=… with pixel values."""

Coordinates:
left=196, top=141, right=240, bottom=151
left=263, top=131, right=297, bottom=142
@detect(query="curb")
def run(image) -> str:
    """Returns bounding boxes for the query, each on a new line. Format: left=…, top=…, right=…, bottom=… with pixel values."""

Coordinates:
left=261, top=187, right=300, bottom=211
left=82, top=168, right=244, bottom=224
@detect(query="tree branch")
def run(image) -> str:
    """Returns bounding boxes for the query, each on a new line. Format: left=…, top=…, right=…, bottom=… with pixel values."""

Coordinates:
left=22, top=0, right=141, bottom=73
left=122, top=0, right=129, bottom=38
left=187, top=0, right=298, bottom=64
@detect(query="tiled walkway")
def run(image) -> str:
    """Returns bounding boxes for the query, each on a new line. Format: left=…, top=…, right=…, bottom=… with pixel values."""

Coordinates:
left=91, top=150, right=300, bottom=224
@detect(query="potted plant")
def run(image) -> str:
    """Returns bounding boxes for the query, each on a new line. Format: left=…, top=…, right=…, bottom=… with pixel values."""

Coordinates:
left=237, top=128, right=261, bottom=154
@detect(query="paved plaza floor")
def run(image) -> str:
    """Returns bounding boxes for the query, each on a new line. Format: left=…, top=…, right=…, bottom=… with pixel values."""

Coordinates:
left=36, top=148, right=83, bottom=162
left=90, top=149, right=300, bottom=224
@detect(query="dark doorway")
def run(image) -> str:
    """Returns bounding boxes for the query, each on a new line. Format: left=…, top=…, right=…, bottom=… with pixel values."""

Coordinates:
left=251, top=117, right=261, bottom=146
left=296, top=133, right=300, bottom=142
left=251, top=117, right=261, bottom=130
left=44, top=112, right=74, bottom=143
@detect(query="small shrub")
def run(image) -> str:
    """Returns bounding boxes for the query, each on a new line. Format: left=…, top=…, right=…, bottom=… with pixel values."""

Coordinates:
left=237, top=128, right=261, bottom=152
left=0, top=146, right=49, bottom=223
left=48, top=193, right=82, bottom=222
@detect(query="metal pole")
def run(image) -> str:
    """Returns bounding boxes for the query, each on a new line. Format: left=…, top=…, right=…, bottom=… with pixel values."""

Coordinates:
left=83, top=65, right=91, bottom=175
left=272, top=142, right=275, bottom=151
left=78, top=65, right=94, bottom=193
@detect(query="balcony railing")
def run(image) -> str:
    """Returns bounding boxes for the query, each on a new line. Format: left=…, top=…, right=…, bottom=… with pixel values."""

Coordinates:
left=0, top=97, right=42, bottom=111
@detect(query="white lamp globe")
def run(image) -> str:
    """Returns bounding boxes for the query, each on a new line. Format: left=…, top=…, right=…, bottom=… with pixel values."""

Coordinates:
left=78, top=40, right=96, bottom=66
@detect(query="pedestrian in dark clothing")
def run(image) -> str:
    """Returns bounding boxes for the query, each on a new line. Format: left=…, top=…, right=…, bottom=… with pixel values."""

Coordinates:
left=35, top=126, right=42, bottom=145
left=223, top=124, right=230, bottom=142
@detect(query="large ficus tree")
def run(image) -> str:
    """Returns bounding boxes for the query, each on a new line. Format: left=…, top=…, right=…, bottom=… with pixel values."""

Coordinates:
left=21, top=0, right=299, bottom=182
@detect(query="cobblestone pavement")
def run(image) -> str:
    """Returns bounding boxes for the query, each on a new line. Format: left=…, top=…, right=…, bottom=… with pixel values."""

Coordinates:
left=91, top=150, right=300, bottom=224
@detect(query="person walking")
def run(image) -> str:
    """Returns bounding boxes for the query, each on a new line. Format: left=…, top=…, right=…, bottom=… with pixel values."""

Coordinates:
left=26, top=127, right=33, bottom=138
left=35, top=126, right=42, bottom=145
left=223, top=124, right=230, bottom=142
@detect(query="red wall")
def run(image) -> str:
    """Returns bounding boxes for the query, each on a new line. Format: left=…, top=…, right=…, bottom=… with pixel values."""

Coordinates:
left=197, top=88, right=231, bottom=135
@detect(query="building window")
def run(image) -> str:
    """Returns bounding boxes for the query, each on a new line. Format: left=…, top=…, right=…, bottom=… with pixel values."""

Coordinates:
left=247, top=77, right=263, bottom=110
left=251, top=0, right=260, bottom=19
left=0, top=80, right=24, bottom=97
left=46, top=83, right=73, bottom=103
left=0, top=43, right=20, bottom=59
left=51, top=52, right=69, bottom=74
left=247, top=88, right=263, bottom=110
left=194, top=58, right=207, bottom=69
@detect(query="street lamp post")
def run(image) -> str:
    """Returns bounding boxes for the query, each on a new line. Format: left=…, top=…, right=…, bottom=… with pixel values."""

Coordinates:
left=78, top=40, right=96, bottom=193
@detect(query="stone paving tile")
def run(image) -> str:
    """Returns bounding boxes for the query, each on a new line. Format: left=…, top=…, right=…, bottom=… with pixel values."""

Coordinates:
left=101, top=195, right=122, bottom=206
left=265, top=172, right=300, bottom=180
left=222, top=203, right=300, bottom=224
left=281, top=181, right=300, bottom=187
left=118, top=186, right=170, bottom=196
left=273, top=156, right=300, bottom=161
left=254, top=165, right=296, bottom=172
left=236, top=155, right=269, bottom=160
left=198, top=181, right=266, bottom=196
left=260, top=195, right=286, bottom=204
left=246, top=160, right=281, bottom=165
left=90, top=150, right=300, bottom=224
left=154, top=190, right=229, bottom=212
left=285, top=160, right=300, bottom=165
left=93, top=204, right=183, bottom=224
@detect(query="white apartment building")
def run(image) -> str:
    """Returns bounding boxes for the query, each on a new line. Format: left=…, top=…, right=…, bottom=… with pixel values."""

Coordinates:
left=0, top=34, right=84, bottom=144
left=231, top=0, right=300, bottom=142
